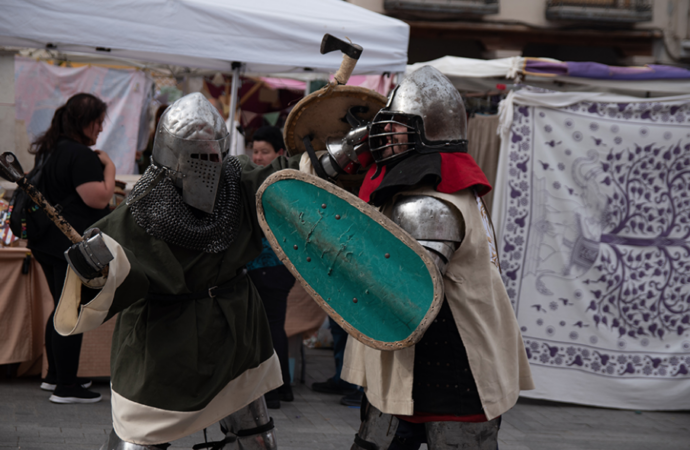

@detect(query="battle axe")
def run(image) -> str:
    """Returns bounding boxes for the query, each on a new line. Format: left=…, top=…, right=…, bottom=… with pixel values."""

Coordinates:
left=321, top=33, right=362, bottom=86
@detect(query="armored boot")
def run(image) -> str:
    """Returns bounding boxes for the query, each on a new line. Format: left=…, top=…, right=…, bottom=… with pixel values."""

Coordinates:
left=218, top=397, right=277, bottom=450
left=351, top=396, right=398, bottom=450
left=425, top=418, right=500, bottom=450
left=100, top=429, right=170, bottom=450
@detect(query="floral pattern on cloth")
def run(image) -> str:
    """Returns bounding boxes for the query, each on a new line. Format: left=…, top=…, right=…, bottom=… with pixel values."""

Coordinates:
left=495, top=89, right=690, bottom=409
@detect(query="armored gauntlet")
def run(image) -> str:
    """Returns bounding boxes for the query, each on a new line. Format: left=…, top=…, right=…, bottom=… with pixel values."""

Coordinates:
left=64, top=228, right=113, bottom=280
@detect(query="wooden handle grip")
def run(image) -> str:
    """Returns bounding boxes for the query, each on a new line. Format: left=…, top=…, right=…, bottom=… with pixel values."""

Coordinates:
left=332, top=54, right=357, bottom=86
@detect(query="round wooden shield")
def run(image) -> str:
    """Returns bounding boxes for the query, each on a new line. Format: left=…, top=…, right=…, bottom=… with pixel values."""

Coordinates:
left=256, top=170, right=444, bottom=351
left=283, top=85, right=387, bottom=156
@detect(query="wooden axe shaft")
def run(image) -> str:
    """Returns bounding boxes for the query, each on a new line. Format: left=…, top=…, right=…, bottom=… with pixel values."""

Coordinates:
left=332, top=54, right=358, bottom=86
left=16, top=177, right=83, bottom=244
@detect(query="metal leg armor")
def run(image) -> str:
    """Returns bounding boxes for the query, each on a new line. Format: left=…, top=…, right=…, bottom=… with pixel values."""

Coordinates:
left=424, top=418, right=500, bottom=450
left=100, top=429, right=170, bottom=450
left=350, top=396, right=398, bottom=450
left=219, top=397, right=277, bottom=450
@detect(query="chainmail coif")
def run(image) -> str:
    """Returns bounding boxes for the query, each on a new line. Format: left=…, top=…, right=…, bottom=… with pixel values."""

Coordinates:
left=127, top=157, right=243, bottom=253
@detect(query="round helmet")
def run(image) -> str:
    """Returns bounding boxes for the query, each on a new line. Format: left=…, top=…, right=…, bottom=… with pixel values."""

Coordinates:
left=152, top=93, right=230, bottom=213
left=369, top=66, right=468, bottom=164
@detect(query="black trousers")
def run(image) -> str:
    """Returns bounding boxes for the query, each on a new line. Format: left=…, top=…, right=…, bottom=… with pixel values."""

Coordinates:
left=248, top=265, right=295, bottom=388
left=32, top=249, right=83, bottom=386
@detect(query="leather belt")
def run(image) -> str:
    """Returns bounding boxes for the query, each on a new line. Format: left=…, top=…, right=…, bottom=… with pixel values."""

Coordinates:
left=146, top=268, right=247, bottom=301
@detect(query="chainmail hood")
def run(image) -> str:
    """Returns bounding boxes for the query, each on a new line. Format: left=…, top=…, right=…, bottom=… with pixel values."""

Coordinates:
left=127, top=157, right=243, bottom=253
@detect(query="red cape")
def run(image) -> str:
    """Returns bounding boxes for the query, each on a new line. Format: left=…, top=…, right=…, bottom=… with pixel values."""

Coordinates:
left=358, top=152, right=492, bottom=203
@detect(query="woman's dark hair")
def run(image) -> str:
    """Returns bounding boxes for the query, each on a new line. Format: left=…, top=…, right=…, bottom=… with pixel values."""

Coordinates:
left=30, top=93, right=107, bottom=157
left=147, top=104, right=169, bottom=144
left=154, top=104, right=168, bottom=127
left=252, top=126, right=284, bottom=153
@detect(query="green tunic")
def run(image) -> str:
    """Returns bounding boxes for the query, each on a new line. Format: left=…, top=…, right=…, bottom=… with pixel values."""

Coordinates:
left=89, top=155, right=301, bottom=443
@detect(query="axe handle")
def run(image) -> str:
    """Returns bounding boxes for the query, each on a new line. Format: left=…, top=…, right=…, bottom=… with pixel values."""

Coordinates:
left=16, top=177, right=83, bottom=244
left=332, top=54, right=357, bottom=86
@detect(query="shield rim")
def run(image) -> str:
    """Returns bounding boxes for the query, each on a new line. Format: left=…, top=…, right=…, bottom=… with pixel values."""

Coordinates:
left=283, top=85, right=388, bottom=156
left=256, top=169, right=444, bottom=351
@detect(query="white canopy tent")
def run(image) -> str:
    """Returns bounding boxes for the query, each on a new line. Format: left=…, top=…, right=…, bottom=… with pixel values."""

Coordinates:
left=0, top=0, right=409, bottom=175
left=0, top=0, right=409, bottom=75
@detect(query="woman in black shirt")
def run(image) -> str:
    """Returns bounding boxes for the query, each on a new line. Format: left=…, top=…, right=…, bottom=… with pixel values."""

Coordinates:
left=28, top=93, right=115, bottom=404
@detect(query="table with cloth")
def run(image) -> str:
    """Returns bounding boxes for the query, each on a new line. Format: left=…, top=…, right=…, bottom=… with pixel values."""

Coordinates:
left=0, top=245, right=115, bottom=378
left=0, top=247, right=52, bottom=376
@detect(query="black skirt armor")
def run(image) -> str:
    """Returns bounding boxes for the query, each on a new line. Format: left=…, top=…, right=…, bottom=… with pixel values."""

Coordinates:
left=412, top=299, right=483, bottom=416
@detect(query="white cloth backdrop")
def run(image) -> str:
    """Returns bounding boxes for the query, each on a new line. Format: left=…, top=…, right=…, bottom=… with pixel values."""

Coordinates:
left=14, top=57, right=151, bottom=175
left=493, top=87, right=690, bottom=410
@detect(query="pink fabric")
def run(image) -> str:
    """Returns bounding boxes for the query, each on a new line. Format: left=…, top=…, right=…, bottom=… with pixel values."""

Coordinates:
left=330, top=74, right=396, bottom=96
left=260, top=77, right=307, bottom=91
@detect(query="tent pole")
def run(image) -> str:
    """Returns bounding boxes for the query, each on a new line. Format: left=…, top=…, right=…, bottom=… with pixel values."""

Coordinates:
left=0, top=51, right=20, bottom=170
left=227, top=62, right=241, bottom=154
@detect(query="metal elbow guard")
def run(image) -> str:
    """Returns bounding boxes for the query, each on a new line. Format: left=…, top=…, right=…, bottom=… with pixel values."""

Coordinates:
left=390, top=195, right=465, bottom=274
left=320, top=123, right=374, bottom=179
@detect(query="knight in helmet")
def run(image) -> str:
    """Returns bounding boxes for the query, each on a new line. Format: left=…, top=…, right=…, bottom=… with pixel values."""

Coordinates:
left=311, top=66, right=534, bottom=449
left=54, top=93, right=306, bottom=449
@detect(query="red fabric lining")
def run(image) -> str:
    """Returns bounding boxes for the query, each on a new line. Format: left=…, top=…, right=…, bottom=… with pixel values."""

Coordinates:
left=358, top=164, right=386, bottom=203
left=358, top=153, right=491, bottom=203
left=396, top=412, right=490, bottom=424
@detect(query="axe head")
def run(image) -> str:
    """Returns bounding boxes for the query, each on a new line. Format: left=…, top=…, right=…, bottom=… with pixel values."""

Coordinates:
left=0, top=152, right=25, bottom=182
left=320, top=34, right=362, bottom=60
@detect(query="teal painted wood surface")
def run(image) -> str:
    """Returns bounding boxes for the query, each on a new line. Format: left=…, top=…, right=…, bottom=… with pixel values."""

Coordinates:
left=262, top=179, right=434, bottom=343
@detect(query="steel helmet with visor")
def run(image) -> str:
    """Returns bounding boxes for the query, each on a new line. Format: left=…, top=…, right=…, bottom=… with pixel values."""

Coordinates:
left=369, top=66, right=468, bottom=164
left=151, top=93, right=230, bottom=214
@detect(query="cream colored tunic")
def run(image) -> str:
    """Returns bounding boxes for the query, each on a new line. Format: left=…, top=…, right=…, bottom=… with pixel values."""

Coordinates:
left=341, top=186, right=534, bottom=420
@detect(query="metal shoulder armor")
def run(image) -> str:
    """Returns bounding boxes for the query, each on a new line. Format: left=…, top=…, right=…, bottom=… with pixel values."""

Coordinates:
left=390, top=195, right=465, bottom=274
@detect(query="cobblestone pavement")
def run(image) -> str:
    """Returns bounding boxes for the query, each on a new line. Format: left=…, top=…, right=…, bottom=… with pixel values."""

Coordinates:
left=1, top=348, right=688, bottom=450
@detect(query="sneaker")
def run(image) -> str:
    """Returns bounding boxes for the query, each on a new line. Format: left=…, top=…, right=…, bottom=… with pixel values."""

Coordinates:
left=49, top=384, right=102, bottom=404
left=41, top=377, right=92, bottom=392
left=278, top=385, right=294, bottom=402
left=340, top=390, right=363, bottom=407
left=311, top=377, right=357, bottom=395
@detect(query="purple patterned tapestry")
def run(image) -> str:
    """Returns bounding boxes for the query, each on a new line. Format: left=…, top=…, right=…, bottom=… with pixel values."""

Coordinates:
left=495, top=88, right=690, bottom=410
left=523, top=58, right=690, bottom=80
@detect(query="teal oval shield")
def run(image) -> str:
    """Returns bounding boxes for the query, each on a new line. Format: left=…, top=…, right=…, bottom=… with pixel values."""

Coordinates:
left=258, top=170, right=443, bottom=350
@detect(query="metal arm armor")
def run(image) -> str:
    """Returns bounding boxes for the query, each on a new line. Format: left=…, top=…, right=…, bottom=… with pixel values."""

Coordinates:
left=390, top=195, right=465, bottom=275
left=315, top=123, right=374, bottom=179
